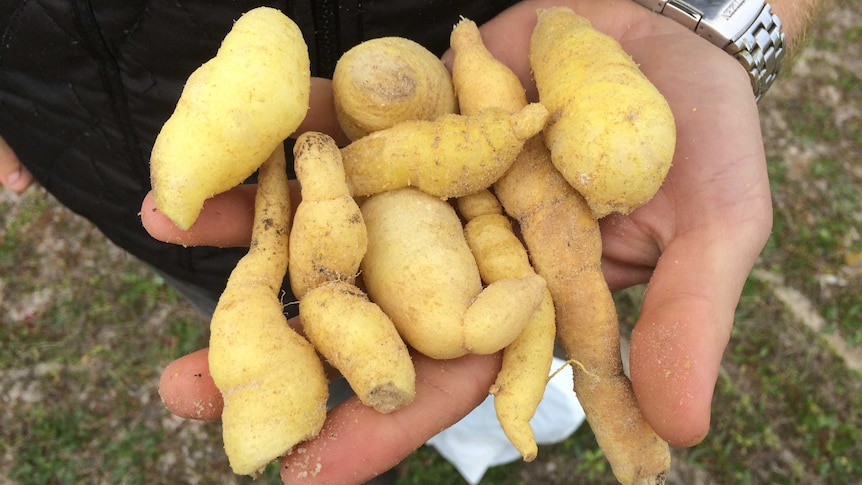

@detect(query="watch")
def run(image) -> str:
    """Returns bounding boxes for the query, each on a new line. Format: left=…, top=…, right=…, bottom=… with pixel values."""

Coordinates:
left=633, top=0, right=786, bottom=101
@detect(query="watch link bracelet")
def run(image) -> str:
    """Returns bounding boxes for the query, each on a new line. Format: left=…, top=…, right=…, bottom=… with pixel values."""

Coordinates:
left=633, top=0, right=786, bottom=101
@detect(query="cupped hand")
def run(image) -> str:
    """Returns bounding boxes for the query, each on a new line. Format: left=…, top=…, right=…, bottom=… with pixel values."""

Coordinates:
left=473, top=0, right=773, bottom=447
left=148, top=0, right=774, bottom=481
left=0, top=135, right=34, bottom=194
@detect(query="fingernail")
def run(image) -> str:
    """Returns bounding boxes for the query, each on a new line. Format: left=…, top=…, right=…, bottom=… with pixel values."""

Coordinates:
left=5, top=168, right=21, bottom=185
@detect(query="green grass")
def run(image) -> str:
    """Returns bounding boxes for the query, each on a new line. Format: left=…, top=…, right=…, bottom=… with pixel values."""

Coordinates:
left=691, top=278, right=862, bottom=483
left=766, top=154, right=862, bottom=343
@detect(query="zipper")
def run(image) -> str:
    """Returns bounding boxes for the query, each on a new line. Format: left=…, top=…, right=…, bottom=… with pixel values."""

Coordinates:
left=310, top=0, right=362, bottom=78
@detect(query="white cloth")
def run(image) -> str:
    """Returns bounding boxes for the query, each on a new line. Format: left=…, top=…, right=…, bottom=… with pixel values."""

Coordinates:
left=426, top=358, right=585, bottom=484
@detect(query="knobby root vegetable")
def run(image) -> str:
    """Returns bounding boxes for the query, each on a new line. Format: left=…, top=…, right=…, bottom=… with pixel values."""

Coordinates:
left=332, top=37, right=457, bottom=141
left=300, top=281, right=416, bottom=413
left=450, top=17, right=528, bottom=116
left=340, top=104, right=549, bottom=199
left=359, top=187, right=546, bottom=360
left=150, top=7, right=310, bottom=230
left=289, top=132, right=415, bottom=413
left=288, top=132, right=368, bottom=299
left=457, top=190, right=556, bottom=462
left=451, top=19, right=554, bottom=462
left=208, top=145, right=328, bottom=476
left=452, top=18, right=556, bottom=462
left=530, top=7, right=676, bottom=218
left=452, top=16, right=670, bottom=483
left=495, top=138, right=671, bottom=485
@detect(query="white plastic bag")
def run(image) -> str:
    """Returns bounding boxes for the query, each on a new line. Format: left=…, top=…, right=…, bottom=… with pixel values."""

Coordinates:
left=426, top=358, right=585, bottom=484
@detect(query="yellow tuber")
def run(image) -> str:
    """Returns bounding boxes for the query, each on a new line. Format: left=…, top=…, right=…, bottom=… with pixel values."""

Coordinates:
left=359, top=187, right=546, bottom=360
left=288, top=132, right=368, bottom=299
left=150, top=7, right=310, bottom=230
left=458, top=190, right=556, bottom=463
left=332, top=36, right=457, bottom=141
left=452, top=16, right=670, bottom=483
left=208, top=145, right=328, bottom=477
left=450, top=17, right=528, bottom=116
left=289, top=132, right=415, bottom=414
left=300, top=281, right=416, bottom=413
left=530, top=7, right=676, bottom=218
left=340, top=103, right=549, bottom=199
left=495, top=140, right=671, bottom=485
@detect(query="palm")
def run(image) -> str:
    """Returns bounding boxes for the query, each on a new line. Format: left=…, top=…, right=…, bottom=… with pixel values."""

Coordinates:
left=601, top=12, right=771, bottom=289
left=478, top=0, right=772, bottom=446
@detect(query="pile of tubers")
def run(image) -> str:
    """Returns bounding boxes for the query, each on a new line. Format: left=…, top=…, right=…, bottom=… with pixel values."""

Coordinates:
left=150, top=6, right=675, bottom=485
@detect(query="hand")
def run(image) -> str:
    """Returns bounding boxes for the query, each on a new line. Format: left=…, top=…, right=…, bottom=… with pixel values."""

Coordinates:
left=147, top=0, right=774, bottom=480
left=469, top=0, right=772, bottom=447
left=0, top=135, right=34, bottom=194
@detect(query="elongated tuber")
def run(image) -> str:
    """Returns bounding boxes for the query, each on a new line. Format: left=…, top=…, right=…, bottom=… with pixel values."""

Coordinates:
left=530, top=7, right=675, bottom=218
left=458, top=190, right=556, bottom=463
left=208, top=145, right=328, bottom=476
left=150, top=7, right=310, bottom=230
left=290, top=132, right=415, bottom=414
left=340, top=104, right=548, bottom=199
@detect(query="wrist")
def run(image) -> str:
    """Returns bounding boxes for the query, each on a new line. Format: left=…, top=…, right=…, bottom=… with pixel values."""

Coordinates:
left=631, top=0, right=786, bottom=101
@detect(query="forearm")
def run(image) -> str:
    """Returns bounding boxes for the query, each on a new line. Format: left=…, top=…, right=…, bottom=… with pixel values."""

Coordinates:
left=769, top=0, right=828, bottom=57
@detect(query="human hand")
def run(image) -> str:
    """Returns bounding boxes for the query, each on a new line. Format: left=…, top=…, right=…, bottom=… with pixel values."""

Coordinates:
left=467, top=0, right=772, bottom=447
left=146, top=0, right=773, bottom=479
left=0, top=135, right=34, bottom=194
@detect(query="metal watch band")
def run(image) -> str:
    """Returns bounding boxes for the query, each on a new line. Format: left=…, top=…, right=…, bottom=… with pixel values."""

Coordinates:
left=634, top=0, right=786, bottom=101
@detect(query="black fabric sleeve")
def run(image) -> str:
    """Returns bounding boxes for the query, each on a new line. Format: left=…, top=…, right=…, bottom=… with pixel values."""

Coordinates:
left=0, top=0, right=520, bottom=316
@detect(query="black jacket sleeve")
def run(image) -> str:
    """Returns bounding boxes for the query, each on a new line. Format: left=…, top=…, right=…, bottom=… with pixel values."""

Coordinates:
left=0, top=0, right=519, bottom=315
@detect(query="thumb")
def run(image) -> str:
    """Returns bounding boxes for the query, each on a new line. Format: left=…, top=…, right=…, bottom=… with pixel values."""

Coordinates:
left=629, top=218, right=769, bottom=447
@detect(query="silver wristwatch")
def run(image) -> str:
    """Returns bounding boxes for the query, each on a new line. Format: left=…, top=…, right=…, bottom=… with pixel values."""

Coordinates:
left=633, top=0, right=786, bottom=101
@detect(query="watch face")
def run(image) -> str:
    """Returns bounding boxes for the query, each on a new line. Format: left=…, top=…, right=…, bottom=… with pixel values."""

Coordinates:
left=689, top=0, right=765, bottom=44
left=697, top=0, right=746, bottom=19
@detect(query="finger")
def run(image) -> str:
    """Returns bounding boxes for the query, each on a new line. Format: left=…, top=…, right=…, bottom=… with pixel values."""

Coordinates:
left=159, top=348, right=223, bottom=421
left=141, top=185, right=258, bottom=247
left=0, top=135, right=34, bottom=193
left=295, top=77, right=349, bottom=146
left=281, top=352, right=501, bottom=485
